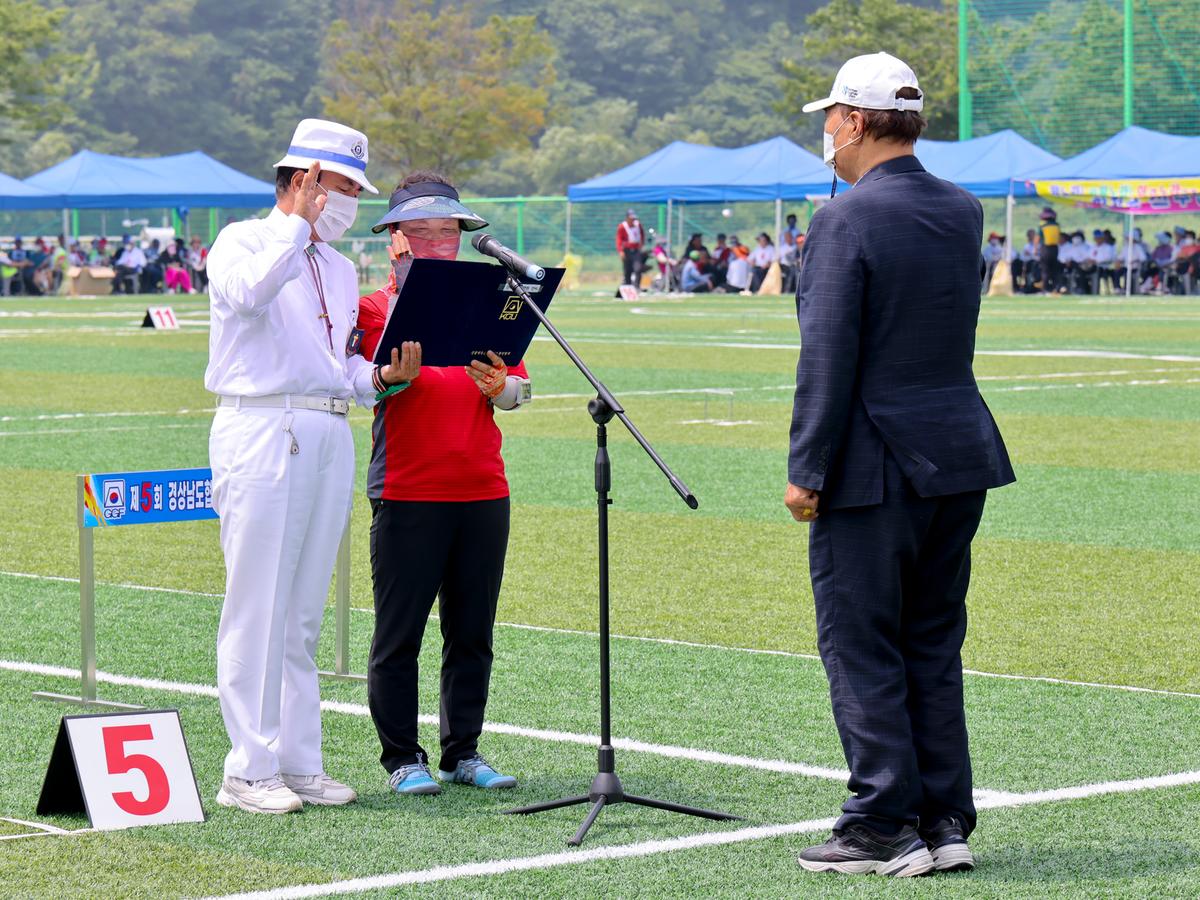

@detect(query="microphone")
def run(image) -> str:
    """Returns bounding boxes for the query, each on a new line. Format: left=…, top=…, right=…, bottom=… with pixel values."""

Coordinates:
left=471, top=233, right=545, bottom=282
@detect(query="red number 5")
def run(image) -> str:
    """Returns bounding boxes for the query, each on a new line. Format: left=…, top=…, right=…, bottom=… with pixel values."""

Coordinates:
left=103, top=724, right=170, bottom=815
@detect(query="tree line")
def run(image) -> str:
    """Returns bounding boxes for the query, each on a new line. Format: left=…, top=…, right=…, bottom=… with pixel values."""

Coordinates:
left=1, top=0, right=953, bottom=194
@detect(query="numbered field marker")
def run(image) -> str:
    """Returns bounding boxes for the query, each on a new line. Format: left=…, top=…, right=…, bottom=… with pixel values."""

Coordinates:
left=36, top=710, right=204, bottom=831
left=142, top=306, right=180, bottom=330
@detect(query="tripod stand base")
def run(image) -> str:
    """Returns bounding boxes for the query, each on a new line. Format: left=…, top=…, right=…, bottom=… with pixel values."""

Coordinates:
left=505, top=767, right=741, bottom=846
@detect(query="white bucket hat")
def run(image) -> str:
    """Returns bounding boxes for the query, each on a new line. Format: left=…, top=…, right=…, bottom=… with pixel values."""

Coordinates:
left=273, top=118, right=379, bottom=194
left=802, top=52, right=924, bottom=114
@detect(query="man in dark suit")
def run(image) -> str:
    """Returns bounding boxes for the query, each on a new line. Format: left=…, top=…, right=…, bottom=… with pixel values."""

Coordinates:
left=785, top=52, right=1015, bottom=878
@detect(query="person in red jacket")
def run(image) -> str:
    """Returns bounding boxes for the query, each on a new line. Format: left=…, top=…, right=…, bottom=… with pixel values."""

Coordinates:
left=615, top=208, right=644, bottom=296
left=356, top=171, right=531, bottom=796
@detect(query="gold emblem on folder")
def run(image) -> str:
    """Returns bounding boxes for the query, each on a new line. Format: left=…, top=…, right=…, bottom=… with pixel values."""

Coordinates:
left=499, top=296, right=523, bottom=321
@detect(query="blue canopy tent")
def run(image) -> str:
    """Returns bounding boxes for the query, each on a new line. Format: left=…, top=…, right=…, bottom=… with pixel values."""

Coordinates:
left=24, top=149, right=275, bottom=209
left=1017, top=126, right=1200, bottom=295
left=915, top=130, right=1061, bottom=198
left=567, top=136, right=836, bottom=248
left=567, top=136, right=834, bottom=203
left=0, top=172, right=60, bottom=210
left=22, top=149, right=276, bottom=240
left=1019, top=125, right=1200, bottom=181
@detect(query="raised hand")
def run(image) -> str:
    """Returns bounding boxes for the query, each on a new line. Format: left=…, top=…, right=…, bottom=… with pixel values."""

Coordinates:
left=292, top=162, right=327, bottom=227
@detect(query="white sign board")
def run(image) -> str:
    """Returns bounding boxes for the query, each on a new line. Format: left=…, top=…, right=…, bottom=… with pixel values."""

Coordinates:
left=37, top=710, right=204, bottom=830
left=142, top=306, right=180, bottom=330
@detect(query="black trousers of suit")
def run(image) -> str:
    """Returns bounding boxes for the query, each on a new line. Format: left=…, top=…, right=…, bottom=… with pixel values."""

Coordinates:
left=368, top=497, right=510, bottom=774
left=809, top=452, right=986, bottom=836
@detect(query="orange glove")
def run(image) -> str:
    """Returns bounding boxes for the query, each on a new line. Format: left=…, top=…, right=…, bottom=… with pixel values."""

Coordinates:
left=466, top=351, right=508, bottom=399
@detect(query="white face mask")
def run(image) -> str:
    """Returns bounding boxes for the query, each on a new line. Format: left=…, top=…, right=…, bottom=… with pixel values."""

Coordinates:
left=823, top=116, right=859, bottom=170
left=313, top=187, right=359, bottom=242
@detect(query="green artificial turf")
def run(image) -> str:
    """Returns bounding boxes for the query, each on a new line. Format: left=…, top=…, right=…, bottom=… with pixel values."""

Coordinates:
left=0, top=291, right=1197, bottom=898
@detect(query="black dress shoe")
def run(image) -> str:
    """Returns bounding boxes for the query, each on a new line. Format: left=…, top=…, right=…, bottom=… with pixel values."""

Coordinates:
left=798, top=823, right=934, bottom=877
left=920, top=816, right=975, bottom=871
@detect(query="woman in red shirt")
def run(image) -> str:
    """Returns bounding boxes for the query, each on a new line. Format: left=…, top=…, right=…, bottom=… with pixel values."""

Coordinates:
left=357, top=172, right=530, bottom=796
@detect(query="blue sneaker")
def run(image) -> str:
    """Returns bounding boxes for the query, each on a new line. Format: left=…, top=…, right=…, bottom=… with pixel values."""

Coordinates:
left=388, top=759, right=441, bottom=796
left=438, top=754, right=517, bottom=789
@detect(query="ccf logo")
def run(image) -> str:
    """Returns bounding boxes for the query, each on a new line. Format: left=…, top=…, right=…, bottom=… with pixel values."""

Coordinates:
left=102, top=479, right=126, bottom=521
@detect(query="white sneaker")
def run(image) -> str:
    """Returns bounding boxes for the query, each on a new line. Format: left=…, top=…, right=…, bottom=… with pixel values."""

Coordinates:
left=216, top=775, right=302, bottom=814
left=280, top=772, right=357, bottom=806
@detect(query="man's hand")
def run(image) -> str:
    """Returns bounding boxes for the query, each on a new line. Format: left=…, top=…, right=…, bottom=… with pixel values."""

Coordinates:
left=380, top=341, right=421, bottom=385
left=466, top=351, right=508, bottom=399
left=292, top=162, right=328, bottom=227
left=785, top=483, right=820, bottom=522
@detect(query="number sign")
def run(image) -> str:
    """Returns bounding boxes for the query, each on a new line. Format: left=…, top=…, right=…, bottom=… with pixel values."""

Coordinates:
left=37, top=711, right=204, bottom=830
left=142, top=306, right=180, bottom=330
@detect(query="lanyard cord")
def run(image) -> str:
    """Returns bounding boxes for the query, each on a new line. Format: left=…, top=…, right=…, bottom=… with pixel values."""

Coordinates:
left=305, top=245, right=334, bottom=353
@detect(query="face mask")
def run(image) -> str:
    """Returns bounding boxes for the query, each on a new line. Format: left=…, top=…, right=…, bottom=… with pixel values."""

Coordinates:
left=313, top=187, right=359, bottom=242
left=385, top=231, right=462, bottom=301
left=1072, top=237, right=1083, bottom=245
left=406, top=234, right=461, bottom=260
left=823, top=116, right=861, bottom=169
left=823, top=116, right=860, bottom=198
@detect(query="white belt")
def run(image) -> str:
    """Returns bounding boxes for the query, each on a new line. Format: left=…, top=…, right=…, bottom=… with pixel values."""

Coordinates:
left=218, top=394, right=350, bottom=416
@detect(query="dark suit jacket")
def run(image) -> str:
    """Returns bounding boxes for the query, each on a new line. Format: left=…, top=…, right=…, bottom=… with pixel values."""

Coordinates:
left=789, top=155, right=1015, bottom=510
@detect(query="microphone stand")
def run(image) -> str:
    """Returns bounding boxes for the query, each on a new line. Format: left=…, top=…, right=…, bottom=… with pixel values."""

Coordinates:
left=497, top=272, right=740, bottom=846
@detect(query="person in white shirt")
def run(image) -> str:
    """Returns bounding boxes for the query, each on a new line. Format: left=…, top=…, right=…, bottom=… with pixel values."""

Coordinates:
left=1115, top=229, right=1149, bottom=293
left=749, top=232, right=777, bottom=292
left=725, top=236, right=752, bottom=292
left=112, top=239, right=146, bottom=294
left=1085, top=229, right=1116, bottom=293
left=205, top=118, right=419, bottom=815
left=1059, top=230, right=1090, bottom=293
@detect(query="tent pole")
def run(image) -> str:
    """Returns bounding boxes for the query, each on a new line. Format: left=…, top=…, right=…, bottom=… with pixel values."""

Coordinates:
left=775, top=198, right=783, bottom=246
left=1004, top=186, right=1014, bottom=264
left=564, top=201, right=571, bottom=257
left=61, top=208, right=69, bottom=241
left=1126, top=212, right=1134, bottom=297
left=666, top=200, right=672, bottom=253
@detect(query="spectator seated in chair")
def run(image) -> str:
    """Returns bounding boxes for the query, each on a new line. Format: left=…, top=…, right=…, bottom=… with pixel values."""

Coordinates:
left=680, top=250, right=715, bottom=293
left=113, top=238, right=146, bottom=294
left=162, top=238, right=195, bottom=294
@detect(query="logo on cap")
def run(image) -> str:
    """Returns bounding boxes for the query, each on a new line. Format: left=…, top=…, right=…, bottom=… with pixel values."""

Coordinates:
left=401, top=197, right=437, bottom=211
left=841, top=85, right=859, bottom=99
left=351, top=142, right=365, bottom=159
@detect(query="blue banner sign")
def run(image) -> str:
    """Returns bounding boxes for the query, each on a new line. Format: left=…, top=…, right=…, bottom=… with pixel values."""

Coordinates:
left=81, top=468, right=217, bottom=528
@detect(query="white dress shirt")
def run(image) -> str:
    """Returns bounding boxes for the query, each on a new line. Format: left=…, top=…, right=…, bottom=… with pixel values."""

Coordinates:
left=117, top=246, right=147, bottom=268
left=204, top=206, right=376, bottom=405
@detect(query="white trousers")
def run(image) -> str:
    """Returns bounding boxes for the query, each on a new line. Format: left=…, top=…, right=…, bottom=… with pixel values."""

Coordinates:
left=209, top=405, right=354, bottom=780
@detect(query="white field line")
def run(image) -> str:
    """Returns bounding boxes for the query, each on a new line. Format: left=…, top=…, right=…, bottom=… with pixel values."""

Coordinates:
left=0, top=659, right=849, bottom=782
left=5, top=569, right=1199, bottom=702
left=0, top=408, right=209, bottom=423
left=0, top=816, right=69, bottom=835
left=0, top=422, right=208, bottom=438
left=197, top=770, right=1200, bottom=900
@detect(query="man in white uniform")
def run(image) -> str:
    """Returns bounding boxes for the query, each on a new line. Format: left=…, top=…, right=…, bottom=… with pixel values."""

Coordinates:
left=206, top=119, right=420, bottom=814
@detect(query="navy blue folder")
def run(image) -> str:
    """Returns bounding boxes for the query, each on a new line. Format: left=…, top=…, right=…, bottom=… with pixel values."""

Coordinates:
left=371, top=258, right=562, bottom=368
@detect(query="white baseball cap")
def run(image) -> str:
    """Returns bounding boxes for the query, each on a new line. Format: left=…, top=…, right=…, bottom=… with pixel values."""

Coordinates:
left=274, top=118, right=379, bottom=194
left=802, top=52, right=924, bottom=114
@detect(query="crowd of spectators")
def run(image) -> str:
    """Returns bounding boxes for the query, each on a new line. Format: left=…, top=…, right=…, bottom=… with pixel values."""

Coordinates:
left=615, top=210, right=807, bottom=295
left=992, top=207, right=1199, bottom=295
left=0, top=233, right=209, bottom=296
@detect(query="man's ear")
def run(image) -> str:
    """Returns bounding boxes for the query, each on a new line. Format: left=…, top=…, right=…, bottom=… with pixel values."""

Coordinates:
left=290, top=169, right=306, bottom=195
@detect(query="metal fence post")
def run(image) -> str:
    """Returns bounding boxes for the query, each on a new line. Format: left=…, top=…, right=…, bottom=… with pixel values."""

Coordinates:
left=319, top=520, right=366, bottom=682
left=32, top=476, right=142, bottom=709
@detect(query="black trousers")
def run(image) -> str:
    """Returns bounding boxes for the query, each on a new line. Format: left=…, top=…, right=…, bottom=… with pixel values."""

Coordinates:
left=368, top=497, right=510, bottom=774
left=1039, top=245, right=1060, bottom=293
left=621, top=247, right=642, bottom=286
left=809, top=452, right=986, bottom=836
